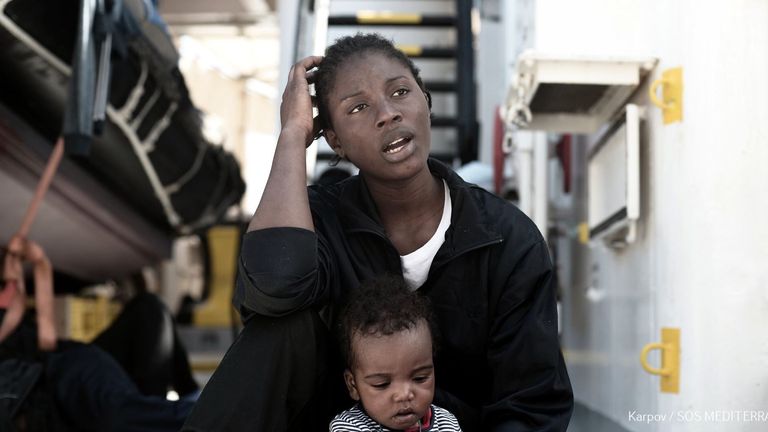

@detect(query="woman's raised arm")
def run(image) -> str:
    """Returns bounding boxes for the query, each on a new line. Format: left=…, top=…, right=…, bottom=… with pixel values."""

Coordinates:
left=248, top=56, right=323, bottom=233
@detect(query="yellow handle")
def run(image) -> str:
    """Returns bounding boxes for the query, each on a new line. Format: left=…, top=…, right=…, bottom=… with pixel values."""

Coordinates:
left=396, top=44, right=423, bottom=57
left=577, top=222, right=590, bottom=244
left=640, top=342, right=671, bottom=375
left=642, top=328, right=680, bottom=393
left=357, top=11, right=422, bottom=24
left=648, top=78, right=670, bottom=110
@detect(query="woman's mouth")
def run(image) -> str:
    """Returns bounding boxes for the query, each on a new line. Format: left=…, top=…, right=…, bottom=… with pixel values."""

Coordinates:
left=382, top=135, right=413, bottom=154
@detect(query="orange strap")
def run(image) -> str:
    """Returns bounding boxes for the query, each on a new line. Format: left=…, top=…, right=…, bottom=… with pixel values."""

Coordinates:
left=18, top=137, right=65, bottom=238
left=0, top=137, right=64, bottom=351
left=0, top=249, right=25, bottom=342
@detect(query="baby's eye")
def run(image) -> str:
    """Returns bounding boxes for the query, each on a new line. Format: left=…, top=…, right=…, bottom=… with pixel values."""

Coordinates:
left=392, top=88, right=409, bottom=97
left=413, top=375, right=430, bottom=383
left=350, top=103, right=367, bottom=114
left=371, top=382, right=390, bottom=389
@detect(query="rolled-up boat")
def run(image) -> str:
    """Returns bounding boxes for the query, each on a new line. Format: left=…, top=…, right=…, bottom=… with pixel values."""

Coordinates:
left=0, top=0, right=245, bottom=283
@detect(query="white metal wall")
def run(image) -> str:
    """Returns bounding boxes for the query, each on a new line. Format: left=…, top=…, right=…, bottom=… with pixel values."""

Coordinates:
left=528, top=1, right=768, bottom=431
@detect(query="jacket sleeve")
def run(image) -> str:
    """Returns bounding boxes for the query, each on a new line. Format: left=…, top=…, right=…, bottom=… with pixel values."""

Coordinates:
left=233, top=227, right=332, bottom=320
left=485, top=239, right=573, bottom=431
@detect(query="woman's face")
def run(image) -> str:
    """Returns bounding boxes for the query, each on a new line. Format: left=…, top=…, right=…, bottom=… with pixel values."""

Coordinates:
left=324, top=52, right=431, bottom=182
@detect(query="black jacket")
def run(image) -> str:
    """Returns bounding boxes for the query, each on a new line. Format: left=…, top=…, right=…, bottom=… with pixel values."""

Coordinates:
left=236, top=159, right=573, bottom=431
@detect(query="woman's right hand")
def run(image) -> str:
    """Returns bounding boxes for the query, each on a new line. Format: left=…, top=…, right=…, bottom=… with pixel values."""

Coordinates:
left=280, top=55, right=323, bottom=147
left=250, top=56, right=322, bottom=232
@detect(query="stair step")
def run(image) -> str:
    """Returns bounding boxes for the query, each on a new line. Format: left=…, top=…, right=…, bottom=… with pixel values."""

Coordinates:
left=424, top=81, right=457, bottom=92
left=431, top=116, right=458, bottom=127
left=396, top=45, right=455, bottom=59
left=323, top=0, right=477, bottom=162
left=329, top=13, right=455, bottom=27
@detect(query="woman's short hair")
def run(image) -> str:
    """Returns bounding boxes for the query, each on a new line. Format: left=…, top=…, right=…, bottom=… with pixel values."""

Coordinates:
left=314, top=32, right=433, bottom=147
left=337, top=273, right=437, bottom=369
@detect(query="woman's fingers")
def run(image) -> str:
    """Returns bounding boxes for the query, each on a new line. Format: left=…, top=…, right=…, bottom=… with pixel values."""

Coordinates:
left=280, top=57, right=324, bottom=143
left=291, top=56, right=323, bottom=84
left=297, top=55, right=323, bottom=71
left=290, top=56, right=323, bottom=82
left=305, top=69, right=318, bottom=85
left=285, top=56, right=323, bottom=96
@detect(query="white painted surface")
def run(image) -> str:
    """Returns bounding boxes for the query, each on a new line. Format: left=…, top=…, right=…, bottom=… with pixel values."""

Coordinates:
left=588, top=122, right=628, bottom=227
left=532, top=131, right=548, bottom=236
left=476, top=17, right=505, bottom=165
left=513, top=131, right=533, bottom=217
left=524, top=1, right=768, bottom=431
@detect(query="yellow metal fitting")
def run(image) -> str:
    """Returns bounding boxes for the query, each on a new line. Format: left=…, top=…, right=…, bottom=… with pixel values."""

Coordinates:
left=395, top=44, right=423, bottom=57
left=577, top=222, right=590, bottom=245
left=649, top=67, right=683, bottom=124
left=640, top=327, right=680, bottom=393
left=357, top=11, right=422, bottom=25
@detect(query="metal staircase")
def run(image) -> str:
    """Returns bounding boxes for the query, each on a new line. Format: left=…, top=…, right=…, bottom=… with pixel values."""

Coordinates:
left=314, top=0, right=478, bottom=167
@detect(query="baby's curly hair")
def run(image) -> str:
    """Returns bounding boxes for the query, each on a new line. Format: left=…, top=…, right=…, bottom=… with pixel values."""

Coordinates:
left=337, top=274, right=437, bottom=369
left=314, top=33, right=433, bottom=164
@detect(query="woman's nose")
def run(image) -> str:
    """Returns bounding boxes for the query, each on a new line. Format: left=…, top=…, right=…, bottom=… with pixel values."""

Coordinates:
left=375, top=102, right=402, bottom=128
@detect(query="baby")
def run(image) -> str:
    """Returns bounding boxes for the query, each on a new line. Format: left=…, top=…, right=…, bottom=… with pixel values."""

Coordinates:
left=330, top=274, right=461, bottom=431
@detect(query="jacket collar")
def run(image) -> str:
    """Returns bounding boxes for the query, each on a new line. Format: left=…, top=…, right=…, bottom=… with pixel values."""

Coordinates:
left=337, top=159, right=502, bottom=255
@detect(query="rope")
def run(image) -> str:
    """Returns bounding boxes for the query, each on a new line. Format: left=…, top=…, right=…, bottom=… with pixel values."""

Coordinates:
left=18, top=137, right=64, bottom=237
left=0, top=137, right=64, bottom=351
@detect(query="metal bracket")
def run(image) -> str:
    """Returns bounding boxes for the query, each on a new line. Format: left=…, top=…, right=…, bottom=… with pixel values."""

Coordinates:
left=641, top=327, right=680, bottom=393
left=649, top=67, right=684, bottom=124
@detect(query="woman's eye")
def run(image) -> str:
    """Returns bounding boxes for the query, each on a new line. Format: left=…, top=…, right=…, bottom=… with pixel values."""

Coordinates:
left=393, top=88, right=409, bottom=97
left=350, top=103, right=367, bottom=114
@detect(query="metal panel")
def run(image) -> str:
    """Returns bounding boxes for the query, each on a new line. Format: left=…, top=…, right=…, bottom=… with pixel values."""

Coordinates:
left=587, top=104, right=641, bottom=245
left=506, top=51, right=656, bottom=134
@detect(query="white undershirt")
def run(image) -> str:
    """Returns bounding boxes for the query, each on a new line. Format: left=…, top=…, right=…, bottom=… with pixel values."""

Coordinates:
left=400, top=180, right=452, bottom=291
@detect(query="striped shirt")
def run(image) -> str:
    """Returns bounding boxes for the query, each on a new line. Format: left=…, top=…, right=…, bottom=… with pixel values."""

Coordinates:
left=329, top=404, right=462, bottom=431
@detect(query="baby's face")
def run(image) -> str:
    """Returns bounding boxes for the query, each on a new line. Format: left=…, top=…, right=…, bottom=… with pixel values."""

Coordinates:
left=345, top=320, right=434, bottom=430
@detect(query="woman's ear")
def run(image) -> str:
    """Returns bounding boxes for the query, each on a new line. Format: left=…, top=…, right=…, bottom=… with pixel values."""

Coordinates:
left=325, top=129, right=346, bottom=159
left=344, top=370, right=360, bottom=401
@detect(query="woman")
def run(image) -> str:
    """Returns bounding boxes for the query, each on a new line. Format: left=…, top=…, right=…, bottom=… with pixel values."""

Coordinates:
left=183, top=33, right=572, bottom=432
